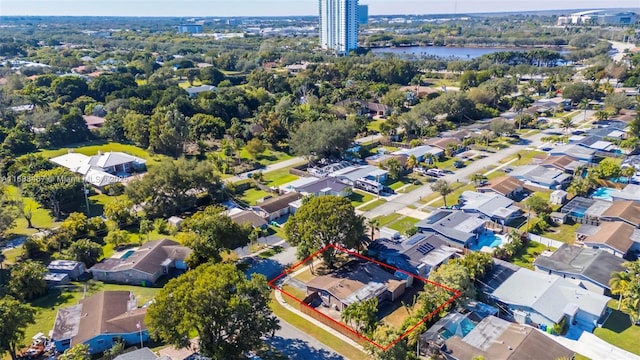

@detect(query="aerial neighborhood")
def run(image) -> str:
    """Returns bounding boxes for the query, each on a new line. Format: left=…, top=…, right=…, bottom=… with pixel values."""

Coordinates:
left=2, top=2, right=640, bottom=360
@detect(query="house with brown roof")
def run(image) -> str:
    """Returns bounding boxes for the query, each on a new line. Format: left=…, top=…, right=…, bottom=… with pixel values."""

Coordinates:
left=305, top=261, right=406, bottom=312
left=52, top=291, right=149, bottom=355
left=539, top=155, right=587, bottom=174
left=83, top=115, right=106, bottom=130
left=230, top=210, right=268, bottom=229
left=251, top=192, right=303, bottom=222
left=600, top=201, right=640, bottom=228
left=477, top=176, right=524, bottom=199
left=89, top=239, right=191, bottom=286
left=425, top=137, right=463, bottom=151
left=581, top=221, right=635, bottom=258
left=441, top=316, right=573, bottom=360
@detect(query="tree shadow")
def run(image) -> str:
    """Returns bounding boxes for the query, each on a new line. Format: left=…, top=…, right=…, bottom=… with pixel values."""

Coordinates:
left=265, top=336, right=344, bottom=360
left=29, top=289, right=76, bottom=309
left=602, top=308, right=633, bottom=333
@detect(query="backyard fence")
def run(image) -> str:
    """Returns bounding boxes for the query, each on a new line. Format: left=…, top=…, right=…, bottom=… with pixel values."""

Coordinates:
left=528, top=233, right=564, bottom=249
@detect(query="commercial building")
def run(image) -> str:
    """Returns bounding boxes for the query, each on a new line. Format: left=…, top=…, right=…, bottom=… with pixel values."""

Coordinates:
left=319, top=0, right=359, bottom=55
left=557, top=10, right=638, bottom=26
left=177, top=24, right=203, bottom=34
left=357, top=4, right=368, bottom=25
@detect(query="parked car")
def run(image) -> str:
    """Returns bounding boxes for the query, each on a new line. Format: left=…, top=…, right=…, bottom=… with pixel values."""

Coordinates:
left=426, top=168, right=444, bottom=177
left=454, top=160, right=465, bottom=168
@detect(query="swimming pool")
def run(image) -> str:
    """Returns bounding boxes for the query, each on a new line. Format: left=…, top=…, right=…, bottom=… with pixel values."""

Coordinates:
left=120, top=250, right=135, bottom=259
left=469, top=231, right=503, bottom=251
left=441, top=316, right=477, bottom=340
left=592, top=187, right=616, bottom=201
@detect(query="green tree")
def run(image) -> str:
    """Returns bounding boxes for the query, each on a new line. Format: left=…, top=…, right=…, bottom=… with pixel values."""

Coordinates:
left=102, top=341, right=125, bottom=360
left=290, top=120, right=355, bottom=158
left=578, top=98, right=590, bottom=122
left=341, top=297, right=379, bottom=336
left=65, top=239, right=103, bottom=267
left=367, top=218, right=380, bottom=241
left=245, top=138, right=266, bottom=159
left=0, top=186, right=18, bottom=238
left=406, top=154, right=418, bottom=170
left=104, top=229, right=130, bottom=248
left=610, top=270, right=632, bottom=311
left=146, top=263, right=279, bottom=359
left=560, top=117, right=575, bottom=133
left=57, top=344, right=90, bottom=360
left=429, top=262, right=475, bottom=300
left=104, top=198, right=137, bottom=227
left=489, top=118, right=515, bottom=137
left=525, top=194, right=552, bottom=219
left=431, top=179, right=453, bottom=207
left=7, top=260, right=47, bottom=300
left=383, top=157, right=403, bottom=181
left=471, top=173, right=485, bottom=186
left=22, top=167, right=84, bottom=220
left=181, top=206, right=251, bottom=266
left=594, top=158, right=622, bottom=180
left=285, top=195, right=365, bottom=268
left=365, top=324, right=417, bottom=360
left=0, top=296, right=36, bottom=360
left=139, top=218, right=153, bottom=242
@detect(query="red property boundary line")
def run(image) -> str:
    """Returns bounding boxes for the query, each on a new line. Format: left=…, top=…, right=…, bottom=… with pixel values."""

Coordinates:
left=267, top=243, right=461, bottom=351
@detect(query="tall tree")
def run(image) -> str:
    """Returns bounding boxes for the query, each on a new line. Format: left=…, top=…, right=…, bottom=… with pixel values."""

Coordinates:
left=285, top=195, right=365, bottom=268
left=0, top=186, right=18, bottom=238
left=22, top=167, right=84, bottom=220
left=65, top=239, right=103, bottom=267
left=146, top=263, right=279, bottom=359
left=57, top=344, right=90, bottom=360
left=431, top=179, right=453, bottom=207
left=560, top=117, right=575, bottom=133
left=290, top=120, right=355, bottom=158
left=0, top=296, right=36, bottom=360
left=341, top=297, right=379, bottom=336
left=7, top=260, right=47, bottom=300
left=383, top=157, right=403, bottom=181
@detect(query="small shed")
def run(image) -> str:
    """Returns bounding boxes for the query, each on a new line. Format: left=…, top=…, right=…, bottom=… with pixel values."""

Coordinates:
left=47, top=260, right=86, bottom=280
left=379, top=227, right=400, bottom=240
left=550, top=190, right=568, bottom=206
left=550, top=212, right=568, bottom=225
left=168, top=216, right=183, bottom=229
left=44, top=272, right=71, bottom=287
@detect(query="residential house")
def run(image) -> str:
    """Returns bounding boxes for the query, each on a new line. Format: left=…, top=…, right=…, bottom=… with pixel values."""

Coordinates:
left=89, top=239, right=191, bottom=286
left=458, top=191, right=523, bottom=225
left=229, top=210, right=268, bottom=229
left=489, top=268, right=610, bottom=332
left=607, top=184, right=640, bottom=202
left=329, top=164, right=388, bottom=185
left=600, top=200, right=640, bottom=228
left=579, top=221, right=637, bottom=258
left=279, top=176, right=320, bottom=193
left=392, top=145, right=444, bottom=162
left=114, top=348, right=167, bottom=360
left=52, top=291, right=149, bottom=355
left=334, top=98, right=391, bottom=117
left=548, top=144, right=595, bottom=163
left=441, top=316, right=574, bottom=360
left=83, top=115, right=106, bottom=130
left=425, top=137, right=463, bottom=153
left=51, top=151, right=146, bottom=189
left=560, top=196, right=614, bottom=224
left=251, top=192, right=303, bottom=222
left=365, top=153, right=408, bottom=167
left=534, top=244, right=625, bottom=295
left=476, top=176, right=524, bottom=199
left=416, top=210, right=486, bottom=248
left=184, top=85, right=216, bottom=98
left=368, top=233, right=458, bottom=278
left=509, top=165, right=572, bottom=189
left=296, top=177, right=352, bottom=197
left=538, top=155, right=587, bottom=174
left=305, top=261, right=406, bottom=312
left=622, top=155, right=640, bottom=172
left=47, top=260, right=86, bottom=280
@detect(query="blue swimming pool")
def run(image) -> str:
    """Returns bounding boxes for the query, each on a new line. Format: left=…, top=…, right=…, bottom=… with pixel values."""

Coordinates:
left=469, top=231, right=503, bottom=251
left=592, top=187, right=616, bottom=201
left=441, top=316, right=477, bottom=340
left=120, top=250, right=135, bottom=259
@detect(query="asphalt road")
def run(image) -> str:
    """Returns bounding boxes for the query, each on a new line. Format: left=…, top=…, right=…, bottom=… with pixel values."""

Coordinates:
left=362, top=131, right=549, bottom=219
left=266, top=320, right=344, bottom=360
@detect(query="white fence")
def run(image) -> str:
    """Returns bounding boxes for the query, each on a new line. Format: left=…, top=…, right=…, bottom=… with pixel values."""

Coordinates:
left=528, top=233, right=565, bottom=249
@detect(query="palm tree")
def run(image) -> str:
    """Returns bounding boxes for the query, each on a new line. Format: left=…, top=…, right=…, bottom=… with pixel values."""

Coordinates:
left=471, top=173, right=485, bottom=186
left=513, top=97, right=528, bottom=130
left=623, top=166, right=637, bottom=184
left=560, top=117, right=575, bottom=133
left=610, top=271, right=633, bottom=310
left=367, top=218, right=380, bottom=241
left=578, top=98, right=591, bottom=122
left=406, top=154, right=418, bottom=171
left=431, top=179, right=453, bottom=208
left=595, top=110, right=611, bottom=121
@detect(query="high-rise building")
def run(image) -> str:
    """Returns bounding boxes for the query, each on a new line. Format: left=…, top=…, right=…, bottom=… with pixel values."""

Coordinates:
left=319, top=0, right=359, bottom=55
left=358, top=4, right=368, bottom=25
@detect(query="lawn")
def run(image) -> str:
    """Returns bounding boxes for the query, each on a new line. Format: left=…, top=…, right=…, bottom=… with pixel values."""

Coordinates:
left=367, top=119, right=385, bottom=133
left=22, top=281, right=161, bottom=348
left=88, top=193, right=122, bottom=217
left=239, top=148, right=293, bottom=166
left=1, top=246, right=23, bottom=265
left=292, top=267, right=316, bottom=283
left=499, top=150, right=546, bottom=166
left=430, top=183, right=475, bottom=208
left=349, top=190, right=375, bottom=207
left=540, top=221, right=581, bottom=244
left=387, top=216, right=421, bottom=234
left=36, top=142, right=165, bottom=169
left=398, top=184, right=421, bottom=193
left=239, top=187, right=271, bottom=206
left=178, top=80, right=204, bottom=88
left=357, top=198, right=387, bottom=212
left=270, top=292, right=366, bottom=360
left=511, top=241, right=554, bottom=270
left=262, top=168, right=299, bottom=187
left=373, top=212, right=403, bottom=227
left=594, top=301, right=640, bottom=355
left=5, top=185, right=60, bottom=236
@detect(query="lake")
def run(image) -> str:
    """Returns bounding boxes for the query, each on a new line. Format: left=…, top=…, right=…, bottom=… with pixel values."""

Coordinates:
left=370, top=46, right=566, bottom=59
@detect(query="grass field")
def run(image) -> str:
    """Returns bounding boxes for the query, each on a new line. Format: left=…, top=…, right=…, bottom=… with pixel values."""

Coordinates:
left=540, top=222, right=580, bottom=244
left=357, top=199, right=387, bottom=212
left=594, top=301, right=640, bottom=355
left=511, top=241, right=553, bottom=270
left=499, top=150, right=546, bottom=166
left=22, top=282, right=161, bottom=348
left=4, top=186, right=60, bottom=236
left=239, top=187, right=271, bottom=206
left=349, top=190, right=375, bottom=207
left=262, top=168, right=299, bottom=187
left=239, top=148, right=293, bottom=166
left=367, top=119, right=385, bottom=133
left=387, top=216, right=421, bottom=234
left=373, top=213, right=403, bottom=227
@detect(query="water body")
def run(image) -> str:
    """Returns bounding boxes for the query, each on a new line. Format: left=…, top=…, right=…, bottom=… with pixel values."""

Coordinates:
left=370, top=46, right=566, bottom=59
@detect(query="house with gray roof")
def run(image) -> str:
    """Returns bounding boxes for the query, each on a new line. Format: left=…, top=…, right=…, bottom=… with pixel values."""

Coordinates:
left=549, top=144, right=596, bottom=163
left=534, top=244, right=625, bottom=295
left=50, top=151, right=146, bottom=189
left=609, top=184, right=640, bottom=202
left=184, top=85, right=216, bottom=98
left=458, top=191, right=523, bottom=225
left=416, top=210, right=486, bottom=248
left=114, top=348, right=165, bottom=360
left=392, top=145, right=444, bottom=162
left=489, top=268, right=610, bottom=332
left=47, top=260, right=86, bottom=280
left=509, top=165, right=572, bottom=189
left=329, top=164, right=388, bottom=185
left=296, top=177, right=352, bottom=197
left=89, top=239, right=191, bottom=286
left=368, top=233, right=458, bottom=278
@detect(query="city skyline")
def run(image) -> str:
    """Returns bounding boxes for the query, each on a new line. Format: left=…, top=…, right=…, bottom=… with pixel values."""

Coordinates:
left=1, top=0, right=639, bottom=17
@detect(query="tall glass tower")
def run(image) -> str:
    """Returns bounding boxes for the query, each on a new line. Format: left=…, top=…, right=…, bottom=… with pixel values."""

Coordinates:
left=319, top=0, right=359, bottom=55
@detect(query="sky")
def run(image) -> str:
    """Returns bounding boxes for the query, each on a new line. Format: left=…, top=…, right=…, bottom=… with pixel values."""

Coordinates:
left=0, top=0, right=638, bottom=17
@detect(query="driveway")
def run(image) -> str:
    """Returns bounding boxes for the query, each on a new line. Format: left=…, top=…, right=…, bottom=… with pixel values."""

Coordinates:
left=244, top=245, right=298, bottom=281
left=267, top=319, right=344, bottom=360
left=362, top=131, right=548, bottom=219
